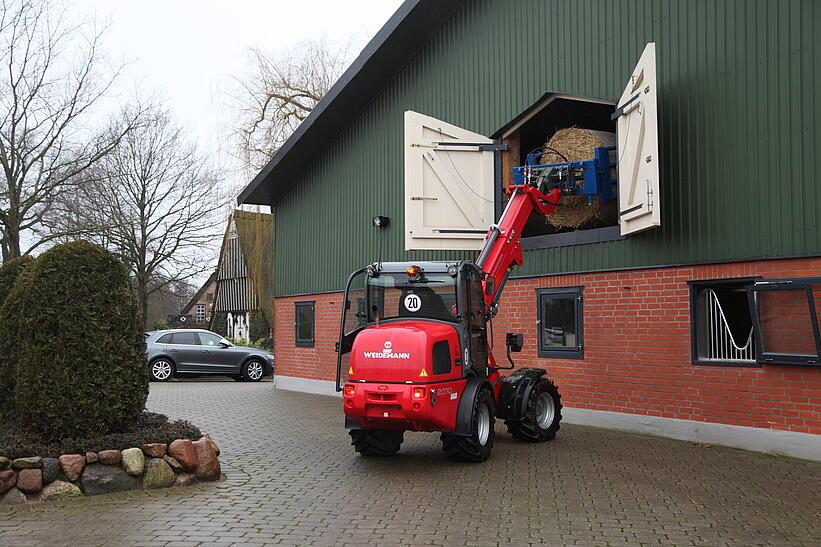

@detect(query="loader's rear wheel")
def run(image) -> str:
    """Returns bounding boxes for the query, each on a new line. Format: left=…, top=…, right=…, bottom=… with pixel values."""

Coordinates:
left=350, top=429, right=404, bottom=456
left=506, top=378, right=562, bottom=442
left=441, top=388, right=495, bottom=462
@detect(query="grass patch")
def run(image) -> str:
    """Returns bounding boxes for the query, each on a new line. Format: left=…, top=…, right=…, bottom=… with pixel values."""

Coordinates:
left=0, top=411, right=202, bottom=459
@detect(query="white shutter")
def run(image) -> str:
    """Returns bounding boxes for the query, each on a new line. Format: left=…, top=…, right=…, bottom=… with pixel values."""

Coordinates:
left=617, top=42, right=660, bottom=236
left=404, top=111, right=495, bottom=251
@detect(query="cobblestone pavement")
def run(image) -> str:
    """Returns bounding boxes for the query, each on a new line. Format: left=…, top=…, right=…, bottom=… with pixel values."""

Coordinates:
left=1, top=379, right=819, bottom=546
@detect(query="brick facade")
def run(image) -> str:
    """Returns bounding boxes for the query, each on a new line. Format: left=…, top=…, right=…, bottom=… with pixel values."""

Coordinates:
left=274, top=257, right=821, bottom=435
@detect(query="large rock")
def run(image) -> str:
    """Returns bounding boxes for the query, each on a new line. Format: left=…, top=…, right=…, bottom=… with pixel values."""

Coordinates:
left=12, top=456, right=41, bottom=470
left=0, top=469, right=16, bottom=494
left=85, top=451, right=98, bottom=464
left=41, top=458, right=60, bottom=485
left=163, top=455, right=182, bottom=473
left=40, top=480, right=83, bottom=501
left=120, top=448, right=144, bottom=476
left=203, top=435, right=221, bottom=457
left=143, top=458, right=174, bottom=489
left=79, top=464, right=139, bottom=496
left=16, top=468, right=42, bottom=493
left=141, top=443, right=167, bottom=458
left=58, top=454, right=85, bottom=482
left=0, top=487, right=26, bottom=505
left=98, top=450, right=120, bottom=465
left=168, top=439, right=197, bottom=472
left=0, top=456, right=10, bottom=470
left=173, top=473, right=196, bottom=487
left=192, top=438, right=220, bottom=481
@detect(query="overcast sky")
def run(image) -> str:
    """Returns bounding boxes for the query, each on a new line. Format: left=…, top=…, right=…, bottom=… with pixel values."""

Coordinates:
left=69, top=0, right=403, bottom=192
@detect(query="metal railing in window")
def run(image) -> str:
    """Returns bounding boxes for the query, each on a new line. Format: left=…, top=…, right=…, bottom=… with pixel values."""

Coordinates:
left=702, top=288, right=754, bottom=362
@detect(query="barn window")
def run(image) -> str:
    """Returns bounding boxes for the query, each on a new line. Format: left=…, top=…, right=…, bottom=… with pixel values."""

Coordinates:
left=196, top=304, right=206, bottom=322
left=295, top=301, right=315, bottom=348
left=748, top=280, right=821, bottom=366
left=536, top=287, right=583, bottom=359
left=495, top=94, right=622, bottom=249
left=690, top=279, right=757, bottom=366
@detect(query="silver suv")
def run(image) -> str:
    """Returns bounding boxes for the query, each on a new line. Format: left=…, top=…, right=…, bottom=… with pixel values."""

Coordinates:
left=145, top=329, right=273, bottom=382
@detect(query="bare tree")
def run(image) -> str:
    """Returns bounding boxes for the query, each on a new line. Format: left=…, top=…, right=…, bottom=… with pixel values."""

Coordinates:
left=0, top=0, right=139, bottom=260
left=229, top=37, right=353, bottom=176
left=66, top=107, right=226, bottom=329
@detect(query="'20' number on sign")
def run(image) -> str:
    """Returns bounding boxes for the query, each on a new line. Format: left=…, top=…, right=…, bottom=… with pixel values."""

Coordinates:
left=404, top=294, right=421, bottom=312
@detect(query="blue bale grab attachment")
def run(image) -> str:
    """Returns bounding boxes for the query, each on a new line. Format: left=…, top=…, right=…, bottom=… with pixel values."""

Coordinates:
left=512, top=145, right=617, bottom=204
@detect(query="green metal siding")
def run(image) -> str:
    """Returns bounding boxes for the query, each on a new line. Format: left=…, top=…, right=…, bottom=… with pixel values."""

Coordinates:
left=274, top=0, right=820, bottom=296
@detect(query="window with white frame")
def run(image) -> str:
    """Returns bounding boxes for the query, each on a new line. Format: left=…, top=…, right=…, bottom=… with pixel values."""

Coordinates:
left=196, top=304, right=206, bottom=323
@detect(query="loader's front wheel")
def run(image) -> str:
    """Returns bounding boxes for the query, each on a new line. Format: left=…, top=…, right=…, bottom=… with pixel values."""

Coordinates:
left=441, top=388, right=495, bottom=462
left=350, top=429, right=404, bottom=456
left=506, top=378, right=562, bottom=442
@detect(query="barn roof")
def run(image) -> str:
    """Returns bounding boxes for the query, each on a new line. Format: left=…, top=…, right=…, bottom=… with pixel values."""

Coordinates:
left=236, top=0, right=463, bottom=205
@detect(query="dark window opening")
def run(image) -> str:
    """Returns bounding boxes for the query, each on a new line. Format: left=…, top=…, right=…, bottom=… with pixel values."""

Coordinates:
left=691, top=279, right=757, bottom=366
left=536, top=287, right=583, bottom=359
left=295, top=301, right=315, bottom=348
left=156, top=333, right=173, bottom=344
left=494, top=95, right=620, bottom=247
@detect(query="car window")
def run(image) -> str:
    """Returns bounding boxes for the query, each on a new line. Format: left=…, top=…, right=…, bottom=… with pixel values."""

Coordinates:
left=170, top=332, right=198, bottom=345
left=156, top=333, right=173, bottom=344
left=198, top=332, right=224, bottom=347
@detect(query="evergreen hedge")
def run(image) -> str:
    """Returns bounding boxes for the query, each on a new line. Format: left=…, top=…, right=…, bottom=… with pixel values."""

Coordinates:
left=0, top=256, right=35, bottom=412
left=12, top=241, right=149, bottom=440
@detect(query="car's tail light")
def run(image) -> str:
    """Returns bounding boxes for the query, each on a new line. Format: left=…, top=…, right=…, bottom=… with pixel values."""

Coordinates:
left=412, top=387, right=426, bottom=399
left=343, top=385, right=355, bottom=397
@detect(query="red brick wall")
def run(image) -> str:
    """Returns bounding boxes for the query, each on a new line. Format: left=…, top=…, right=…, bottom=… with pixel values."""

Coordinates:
left=274, top=257, right=821, bottom=434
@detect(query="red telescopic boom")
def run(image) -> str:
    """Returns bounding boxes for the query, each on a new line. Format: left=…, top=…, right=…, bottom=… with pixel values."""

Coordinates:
left=476, top=185, right=562, bottom=312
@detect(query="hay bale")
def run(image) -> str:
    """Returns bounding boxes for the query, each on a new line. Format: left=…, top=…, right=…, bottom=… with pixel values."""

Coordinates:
left=540, top=128, right=616, bottom=229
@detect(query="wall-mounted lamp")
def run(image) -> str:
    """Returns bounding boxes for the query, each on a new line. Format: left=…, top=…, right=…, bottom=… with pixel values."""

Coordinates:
left=372, top=216, right=390, bottom=229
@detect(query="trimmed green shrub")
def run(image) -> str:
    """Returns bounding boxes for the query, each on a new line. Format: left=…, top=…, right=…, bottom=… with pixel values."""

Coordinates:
left=211, top=312, right=227, bottom=337
left=13, top=241, right=149, bottom=440
left=0, top=257, right=35, bottom=413
left=249, top=310, right=271, bottom=343
left=0, top=256, right=34, bottom=305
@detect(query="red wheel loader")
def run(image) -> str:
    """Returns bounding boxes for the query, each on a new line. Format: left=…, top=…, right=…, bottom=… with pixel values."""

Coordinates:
left=335, top=183, right=568, bottom=462
left=335, top=41, right=658, bottom=461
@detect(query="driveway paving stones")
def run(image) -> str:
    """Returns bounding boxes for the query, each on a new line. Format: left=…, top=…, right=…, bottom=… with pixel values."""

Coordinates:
left=0, top=379, right=819, bottom=545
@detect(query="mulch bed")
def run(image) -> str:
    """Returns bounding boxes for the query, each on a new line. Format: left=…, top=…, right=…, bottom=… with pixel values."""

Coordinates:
left=0, top=412, right=201, bottom=459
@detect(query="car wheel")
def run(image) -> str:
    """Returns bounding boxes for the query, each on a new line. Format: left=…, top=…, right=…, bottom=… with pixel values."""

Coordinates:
left=150, top=358, right=174, bottom=382
left=242, top=359, right=265, bottom=382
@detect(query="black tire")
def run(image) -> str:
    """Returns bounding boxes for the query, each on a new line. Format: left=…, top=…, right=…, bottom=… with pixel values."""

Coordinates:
left=242, top=360, right=265, bottom=382
left=149, top=358, right=174, bottom=382
left=441, top=388, right=495, bottom=462
left=505, top=378, right=562, bottom=442
left=350, top=429, right=404, bottom=456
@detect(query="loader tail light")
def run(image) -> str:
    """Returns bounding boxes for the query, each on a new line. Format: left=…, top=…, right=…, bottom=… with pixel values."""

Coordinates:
left=412, top=387, right=426, bottom=399
left=343, top=385, right=355, bottom=397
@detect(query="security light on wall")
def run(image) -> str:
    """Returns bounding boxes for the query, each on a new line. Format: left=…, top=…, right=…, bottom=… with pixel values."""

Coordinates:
left=372, top=216, right=390, bottom=229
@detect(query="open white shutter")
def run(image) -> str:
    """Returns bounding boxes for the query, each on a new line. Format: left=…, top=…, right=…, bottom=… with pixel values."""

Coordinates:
left=404, top=111, right=495, bottom=251
left=616, top=42, right=660, bottom=236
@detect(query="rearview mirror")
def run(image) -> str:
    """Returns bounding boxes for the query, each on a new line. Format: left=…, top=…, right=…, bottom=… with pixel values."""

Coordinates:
left=505, top=333, right=523, bottom=353
left=219, top=341, right=232, bottom=348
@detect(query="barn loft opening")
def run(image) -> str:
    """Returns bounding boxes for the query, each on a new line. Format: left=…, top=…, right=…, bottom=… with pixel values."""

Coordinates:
left=494, top=94, right=618, bottom=244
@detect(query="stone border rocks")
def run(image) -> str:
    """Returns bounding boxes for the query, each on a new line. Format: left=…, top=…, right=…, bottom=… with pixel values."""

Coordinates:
left=0, top=436, right=221, bottom=505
